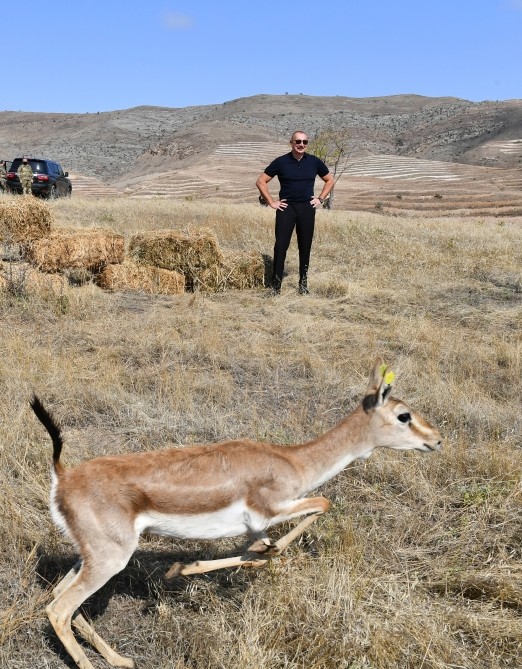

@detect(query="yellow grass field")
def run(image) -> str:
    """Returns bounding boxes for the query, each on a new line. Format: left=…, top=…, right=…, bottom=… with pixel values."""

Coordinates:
left=0, top=197, right=520, bottom=669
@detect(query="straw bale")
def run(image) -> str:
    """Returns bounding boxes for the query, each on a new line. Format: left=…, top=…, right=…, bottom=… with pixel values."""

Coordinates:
left=25, top=226, right=124, bottom=273
left=0, top=261, right=67, bottom=297
left=96, top=260, right=185, bottom=294
left=129, top=229, right=264, bottom=293
left=129, top=228, right=224, bottom=278
left=0, top=196, right=52, bottom=243
left=222, top=249, right=266, bottom=290
left=193, top=264, right=228, bottom=293
left=194, top=250, right=265, bottom=293
left=25, top=268, right=68, bottom=296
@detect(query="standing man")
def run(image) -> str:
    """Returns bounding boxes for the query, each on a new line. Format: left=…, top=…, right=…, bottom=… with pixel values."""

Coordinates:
left=17, top=157, right=34, bottom=195
left=256, top=130, right=334, bottom=295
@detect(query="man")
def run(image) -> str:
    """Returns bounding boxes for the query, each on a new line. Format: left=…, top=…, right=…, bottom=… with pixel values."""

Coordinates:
left=256, top=130, right=334, bottom=295
left=17, top=158, right=34, bottom=195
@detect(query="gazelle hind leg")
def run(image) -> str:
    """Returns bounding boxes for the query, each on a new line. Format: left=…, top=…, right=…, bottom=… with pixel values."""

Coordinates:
left=51, top=562, right=81, bottom=599
left=48, top=552, right=135, bottom=669
left=166, top=496, right=330, bottom=577
left=51, top=563, right=133, bottom=667
left=71, top=616, right=134, bottom=668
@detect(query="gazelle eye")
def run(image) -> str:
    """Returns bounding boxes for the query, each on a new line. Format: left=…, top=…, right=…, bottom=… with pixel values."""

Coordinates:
left=397, top=412, right=411, bottom=424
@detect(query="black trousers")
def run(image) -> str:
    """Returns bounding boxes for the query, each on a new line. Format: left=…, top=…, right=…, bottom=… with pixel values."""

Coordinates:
left=273, top=202, right=316, bottom=287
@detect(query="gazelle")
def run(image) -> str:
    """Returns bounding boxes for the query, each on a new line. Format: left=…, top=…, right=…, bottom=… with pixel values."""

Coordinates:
left=31, top=359, right=441, bottom=669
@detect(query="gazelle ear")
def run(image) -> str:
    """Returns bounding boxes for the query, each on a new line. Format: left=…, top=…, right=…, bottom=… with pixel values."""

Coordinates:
left=362, top=358, right=395, bottom=412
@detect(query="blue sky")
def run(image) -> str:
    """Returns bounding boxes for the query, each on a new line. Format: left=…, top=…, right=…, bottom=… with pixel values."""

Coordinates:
left=3, top=0, right=521, bottom=113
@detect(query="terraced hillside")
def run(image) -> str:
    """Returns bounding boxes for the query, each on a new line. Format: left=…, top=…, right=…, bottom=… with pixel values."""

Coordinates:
left=68, top=173, right=122, bottom=198
left=100, top=141, right=522, bottom=217
left=120, top=142, right=287, bottom=202
left=334, top=156, right=522, bottom=216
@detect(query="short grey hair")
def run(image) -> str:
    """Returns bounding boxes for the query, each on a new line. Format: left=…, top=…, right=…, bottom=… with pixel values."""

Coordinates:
left=290, top=130, right=308, bottom=140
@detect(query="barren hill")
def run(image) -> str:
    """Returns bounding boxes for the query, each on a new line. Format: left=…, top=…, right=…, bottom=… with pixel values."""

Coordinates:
left=1, top=94, right=521, bottom=214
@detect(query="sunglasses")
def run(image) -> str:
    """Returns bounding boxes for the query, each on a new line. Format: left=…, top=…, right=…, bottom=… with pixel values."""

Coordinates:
left=293, top=139, right=308, bottom=145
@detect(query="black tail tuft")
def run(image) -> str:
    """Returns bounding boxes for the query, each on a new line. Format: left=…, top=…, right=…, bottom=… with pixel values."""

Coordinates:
left=30, top=395, right=64, bottom=470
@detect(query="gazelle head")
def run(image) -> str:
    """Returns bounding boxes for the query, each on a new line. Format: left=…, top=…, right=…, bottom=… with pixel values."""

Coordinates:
left=362, top=358, right=442, bottom=453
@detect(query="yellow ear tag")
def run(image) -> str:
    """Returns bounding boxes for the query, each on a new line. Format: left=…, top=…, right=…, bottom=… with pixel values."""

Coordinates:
left=379, top=363, right=388, bottom=377
left=384, top=371, right=395, bottom=385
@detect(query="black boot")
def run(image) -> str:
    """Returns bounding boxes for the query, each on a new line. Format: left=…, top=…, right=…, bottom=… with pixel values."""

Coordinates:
left=270, top=276, right=281, bottom=296
left=298, top=276, right=309, bottom=295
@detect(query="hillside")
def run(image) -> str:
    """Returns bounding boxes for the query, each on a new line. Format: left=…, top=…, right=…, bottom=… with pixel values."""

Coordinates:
left=1, top=94, right=521, bottom=214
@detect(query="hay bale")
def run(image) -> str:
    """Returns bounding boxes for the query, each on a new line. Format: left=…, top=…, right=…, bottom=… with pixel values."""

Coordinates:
left=25, top=226, right=124, bottom=273
left=196, top=250, right=266, bottom=292
left=129, top=228, right=224, bottom=284
left=96, top=260, right=185, bottom=294
left=0, top=196, right=52, bottom=243
left=193, top=263, right=228, bottom=293
left=221, top=250, right=266, bottom=290
left=0, top=261, right=67, bottom=297
left=128, top=229, right=265, bottom=293
left=25, top=267, right=68, bottom=296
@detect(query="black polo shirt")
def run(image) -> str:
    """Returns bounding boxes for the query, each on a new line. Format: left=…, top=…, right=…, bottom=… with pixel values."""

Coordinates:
left=264, top=152, right=329, bottom=203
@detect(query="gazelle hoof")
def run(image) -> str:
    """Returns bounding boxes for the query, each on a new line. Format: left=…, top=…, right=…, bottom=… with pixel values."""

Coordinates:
left=248, top=538, right=281, bottom=556
left=165, top=562, right=185, bottom=579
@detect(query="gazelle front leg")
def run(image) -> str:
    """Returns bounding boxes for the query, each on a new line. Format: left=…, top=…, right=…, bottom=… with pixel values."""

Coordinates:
left=250, top=496, right=331, bottom=555
left=165, top=497, right=330, bottom=578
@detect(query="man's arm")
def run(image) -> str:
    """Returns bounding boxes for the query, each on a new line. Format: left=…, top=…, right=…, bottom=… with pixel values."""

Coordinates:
left=256, top=172, right=287, bottom=210
left=311, top=173, right=335, bottom=208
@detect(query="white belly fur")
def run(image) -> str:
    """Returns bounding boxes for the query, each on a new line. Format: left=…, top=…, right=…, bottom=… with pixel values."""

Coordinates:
left=135, top=500, right=267, bottom=540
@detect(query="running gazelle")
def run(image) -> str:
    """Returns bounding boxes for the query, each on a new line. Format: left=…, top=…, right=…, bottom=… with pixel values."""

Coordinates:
left=31, top=358, right=441, bottom=669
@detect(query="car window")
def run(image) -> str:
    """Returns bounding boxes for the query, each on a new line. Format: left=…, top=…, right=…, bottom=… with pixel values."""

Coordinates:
left=29, top=161, right=46, bottom=173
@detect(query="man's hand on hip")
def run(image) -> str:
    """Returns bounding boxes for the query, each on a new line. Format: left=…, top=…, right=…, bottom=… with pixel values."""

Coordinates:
left=270, top=199, right=288, bottom=211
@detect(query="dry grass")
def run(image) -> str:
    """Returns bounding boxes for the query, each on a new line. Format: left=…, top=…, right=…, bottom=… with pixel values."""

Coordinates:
left=0, top=197, right=520, bottom=669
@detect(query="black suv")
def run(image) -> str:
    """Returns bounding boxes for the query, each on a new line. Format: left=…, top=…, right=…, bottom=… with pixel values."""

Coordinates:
left=6, top=158, right=72, bottom=198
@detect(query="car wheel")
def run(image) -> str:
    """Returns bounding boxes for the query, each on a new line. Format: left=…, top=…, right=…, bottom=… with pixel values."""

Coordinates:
left=48, top=185, right=57, bottom=200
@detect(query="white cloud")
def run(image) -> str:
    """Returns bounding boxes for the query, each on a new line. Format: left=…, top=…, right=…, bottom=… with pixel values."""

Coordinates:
left=163, top=12, right=194, bottom=30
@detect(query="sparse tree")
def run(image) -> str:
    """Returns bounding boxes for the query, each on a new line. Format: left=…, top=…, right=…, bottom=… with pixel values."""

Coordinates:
left=308, top=128, right=354, bottom=208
